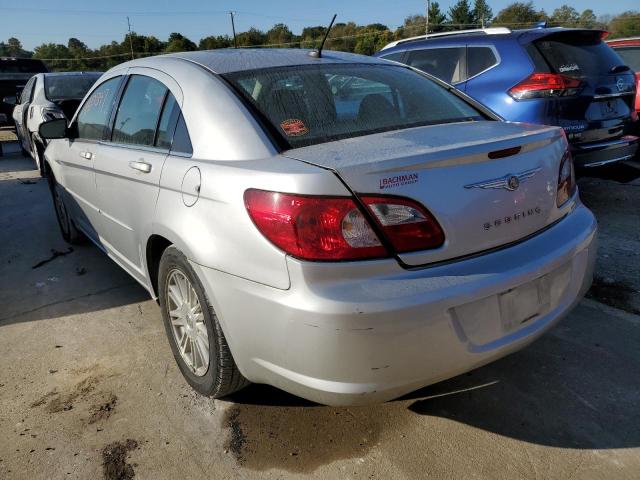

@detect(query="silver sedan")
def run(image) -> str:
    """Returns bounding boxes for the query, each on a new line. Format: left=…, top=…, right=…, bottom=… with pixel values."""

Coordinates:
left=39, top=49, right=597, bottom=406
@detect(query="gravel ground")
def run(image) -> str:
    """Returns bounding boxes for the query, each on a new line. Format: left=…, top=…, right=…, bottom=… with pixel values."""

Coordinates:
left=1, top=145, right=639, bottom=480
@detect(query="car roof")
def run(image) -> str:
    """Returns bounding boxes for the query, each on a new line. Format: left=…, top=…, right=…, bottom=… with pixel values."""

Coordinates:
left=123, top=48, right=389, bottom=75
left=378, top=27, right=604, bottom=53
left=41, top=71, right=102, bottom=77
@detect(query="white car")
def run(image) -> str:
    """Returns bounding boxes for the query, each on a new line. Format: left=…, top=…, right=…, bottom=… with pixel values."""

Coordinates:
left=39, top=50, right=597, bottom=406
left=9, top=72, right=100, bottom=174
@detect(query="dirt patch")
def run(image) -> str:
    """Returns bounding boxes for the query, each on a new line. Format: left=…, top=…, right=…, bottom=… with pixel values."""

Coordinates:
left=221, top=399, right=407, bottom=473
left=102, top=439, right=138, bottom=480
left=89, top=394, right=118, bottom=424
left=587, top=276, right=640, bottom=315
left=30, top=374, right=104, bottom=414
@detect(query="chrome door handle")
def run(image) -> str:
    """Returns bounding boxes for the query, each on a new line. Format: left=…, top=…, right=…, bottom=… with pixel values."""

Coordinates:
left=79, top=151, right=93, bottom=160
left=129, top=160, right=152, bottom=173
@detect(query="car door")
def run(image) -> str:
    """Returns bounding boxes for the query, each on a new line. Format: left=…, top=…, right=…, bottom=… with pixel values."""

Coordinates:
left=59, top=74, right=124, bottom=243
left=93, top=69, right=183, bottom=284
left=13, top=75, right=36, bottom=151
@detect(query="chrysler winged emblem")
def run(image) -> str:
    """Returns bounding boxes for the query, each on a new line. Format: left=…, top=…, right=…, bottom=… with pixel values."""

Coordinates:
left=464, top=167, right=541, bottom=191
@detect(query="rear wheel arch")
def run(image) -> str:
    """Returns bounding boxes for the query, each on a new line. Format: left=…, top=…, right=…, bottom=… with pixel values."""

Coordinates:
left=146, top=234, right=173, bottom=298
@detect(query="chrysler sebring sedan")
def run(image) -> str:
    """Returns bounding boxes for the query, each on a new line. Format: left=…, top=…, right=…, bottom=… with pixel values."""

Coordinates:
left=39, top=49, right=597, bottom=405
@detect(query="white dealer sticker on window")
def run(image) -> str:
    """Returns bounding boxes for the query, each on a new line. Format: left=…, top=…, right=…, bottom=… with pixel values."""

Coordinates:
left=379, top=173, right=419, bottom=190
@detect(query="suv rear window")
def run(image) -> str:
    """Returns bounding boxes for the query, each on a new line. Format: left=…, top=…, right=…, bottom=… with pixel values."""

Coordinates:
left=224, top=64, right=484, bottom=149
left=0, top=58, right=47, bottom=74
left=532, top=31, right=625, bottom=77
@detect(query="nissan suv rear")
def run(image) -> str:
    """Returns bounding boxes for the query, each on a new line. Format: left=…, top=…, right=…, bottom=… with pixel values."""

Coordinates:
left=376, top=27, right=639, bottom=169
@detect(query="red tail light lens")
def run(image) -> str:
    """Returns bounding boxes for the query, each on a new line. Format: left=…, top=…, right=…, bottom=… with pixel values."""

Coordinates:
left=244, top=190, right=445, bottom=261
left=557, top=146, right=576, bottom=207
left=509, top=73, right=582, bottom=100
left=244, top=189, right=387, bottom=261
left=362, top=196, right=445, bottom=252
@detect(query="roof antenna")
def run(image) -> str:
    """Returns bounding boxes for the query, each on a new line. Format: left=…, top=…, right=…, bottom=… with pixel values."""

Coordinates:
left=308, top=14, right=337, bottom=58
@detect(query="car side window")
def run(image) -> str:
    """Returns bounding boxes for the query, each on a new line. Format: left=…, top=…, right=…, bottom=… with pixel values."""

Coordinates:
left=171, top=114, right=193, bottom=155
left=76, top=76, right=122, bottom=141
left=20, top=77, right=35, bottom=104
left=379, top=51, right=405, bottom=63
left=155, top=93, right=179, bottom=149
left=406, top=47, right=466, bottom=84
left=112, top=75, right=168, bottom=147
left=467, top=47, right=498, bottom=78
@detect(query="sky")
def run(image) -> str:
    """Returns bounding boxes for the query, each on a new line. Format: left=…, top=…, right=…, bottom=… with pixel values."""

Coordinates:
left=2, top=0, right=637, bottom=50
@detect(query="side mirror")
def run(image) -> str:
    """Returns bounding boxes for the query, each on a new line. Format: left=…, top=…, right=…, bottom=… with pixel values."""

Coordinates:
left=39, top=118, right=68, bottom=140
left=2, top=96, right=17, bottom=106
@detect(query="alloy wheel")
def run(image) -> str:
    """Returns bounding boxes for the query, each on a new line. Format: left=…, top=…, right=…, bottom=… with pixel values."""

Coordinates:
left=166, top=269, right=209, bottom=376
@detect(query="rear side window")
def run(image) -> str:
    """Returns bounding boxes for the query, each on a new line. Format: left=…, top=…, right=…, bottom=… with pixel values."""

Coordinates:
left=467, top=47, right=498, bottom=78
left=76, top=76, right=122, bottom=141
left=406, top=47, right=466, bottom=84
left=532, top=32, right=625, bottom=77
left=154, top=94, right=193, bottom=155
left=224, top=63, right=484, bottom=149
left=379, top=51, right=405, bottom=63
left=112, top=75, right=168, bottom=147
left=613, top=46, right=640, bottom=72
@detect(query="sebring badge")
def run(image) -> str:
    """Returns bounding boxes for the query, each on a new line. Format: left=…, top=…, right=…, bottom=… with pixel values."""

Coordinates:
left=464, top=167, right=541, bottom=191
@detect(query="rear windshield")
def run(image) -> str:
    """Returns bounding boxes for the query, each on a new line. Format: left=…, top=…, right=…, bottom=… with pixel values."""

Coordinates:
left=612, top=46, right=640, bottom=72
left=44, top=74, right=101, bottom=101
left=0, top=59, right=47, bottom=74
left=223, top=63, right=485, bottom=149
left=532, top=31, right=625, bottom=78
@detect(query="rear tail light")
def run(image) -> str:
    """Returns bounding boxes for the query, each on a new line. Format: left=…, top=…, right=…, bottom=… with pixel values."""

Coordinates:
left=557, top=143, right=576, bottom=207
left=361, top=196, right=445, bottom=252
left=509, top=73, right=582, bottom=100
left=244, top=189, right=387, bottom=261
left=244, top=189, right=444, bottom=261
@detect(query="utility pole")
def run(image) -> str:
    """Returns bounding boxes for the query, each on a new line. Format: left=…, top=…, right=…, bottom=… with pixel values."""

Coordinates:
left=425, top=0, right=430, bottom=35
left=126, top=16, right=134, bottom=60
left=229, top=11, right=237, bottom=48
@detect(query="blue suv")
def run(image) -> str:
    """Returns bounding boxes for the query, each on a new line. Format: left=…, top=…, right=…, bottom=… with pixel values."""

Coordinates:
left=375, top=27, right=639, bottom=168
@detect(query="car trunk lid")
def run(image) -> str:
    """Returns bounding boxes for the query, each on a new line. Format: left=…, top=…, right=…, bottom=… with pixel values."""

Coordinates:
left=285, top=121, right=568, bottom=267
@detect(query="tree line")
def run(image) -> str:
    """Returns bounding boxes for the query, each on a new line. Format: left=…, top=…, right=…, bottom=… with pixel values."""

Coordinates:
left=0, top=1, right=638, bottom=71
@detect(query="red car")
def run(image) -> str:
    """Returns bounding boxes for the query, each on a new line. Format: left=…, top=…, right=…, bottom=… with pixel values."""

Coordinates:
left=608, top=37, right=640, bottom=115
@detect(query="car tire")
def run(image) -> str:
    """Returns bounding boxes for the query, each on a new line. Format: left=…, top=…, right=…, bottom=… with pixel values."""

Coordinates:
left=158, top=246, right=249, bottom=398
left=31, top=135, right=46, bottom=177
left=49, top=174, right=84, bottom=244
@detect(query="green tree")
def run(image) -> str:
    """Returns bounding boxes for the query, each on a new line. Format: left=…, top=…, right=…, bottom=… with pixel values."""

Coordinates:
left=266, top=23, right=294, bottom=46
left=235, top=27, right=267, bottom=47
left=578, top=9, right=598, bottom=28
left=550, top=5, right=580, bottom=26
left=609, top=11, right=640, bottom=38
left=448, top=0, right=475, bottom=30
left=493, top=2, right=547, bottom=28
left=199, top=35, right=232, bottom=50
left=472, top=0, right=493, bottom=27
left=165, top=33, right=197, bottom=52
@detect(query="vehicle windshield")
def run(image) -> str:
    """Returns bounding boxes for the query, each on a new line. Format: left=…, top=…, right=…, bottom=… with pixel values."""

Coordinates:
left=223, top=63, right=485, bottom=149
left=44, top=74, right=101, bottom=101
left=0, top=58, right=47, bottom=74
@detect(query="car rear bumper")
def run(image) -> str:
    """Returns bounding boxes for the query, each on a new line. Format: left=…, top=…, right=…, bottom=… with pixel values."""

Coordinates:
left=193, top=203, right=597, bottom=406
left=572, top=135, right=639, bottom=167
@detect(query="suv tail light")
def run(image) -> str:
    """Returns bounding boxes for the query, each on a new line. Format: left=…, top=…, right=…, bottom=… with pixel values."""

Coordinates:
left=557, top=145, right=576, bottom=207
left=244, top=189, right=444, bottom=261
left=509, top=73, right=582, bottom=100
